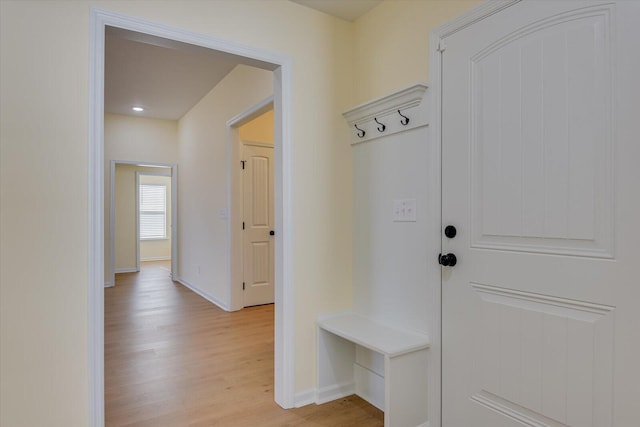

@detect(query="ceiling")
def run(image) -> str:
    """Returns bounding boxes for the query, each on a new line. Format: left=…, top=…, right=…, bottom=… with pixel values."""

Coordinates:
left=105, top=1, right=382, bottom=120
left=290, top=0, right=383, bottom=21
left=105, top=28, right=248, bottom=120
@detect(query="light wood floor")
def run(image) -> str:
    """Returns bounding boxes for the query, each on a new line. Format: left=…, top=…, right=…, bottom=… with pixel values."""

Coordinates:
left=105, top=261, right=383, bottom=426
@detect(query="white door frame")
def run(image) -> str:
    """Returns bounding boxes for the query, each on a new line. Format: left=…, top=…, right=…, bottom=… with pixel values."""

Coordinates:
left=88, top=8, right=295, bottom=426
left=429, top=1, right=520, bottom=426
left=135, top=168, right=175, bottom=266
left=108, top=160, right=177, bottom=286
left=226, top=96, right=274, bottom=311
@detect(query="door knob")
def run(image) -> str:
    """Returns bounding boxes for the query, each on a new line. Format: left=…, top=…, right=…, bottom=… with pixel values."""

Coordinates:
left=269, top=230, right=275, bottom=236
left=444, top=225, right=457, bottom=238
left=438, top=253, right=457, bottom=267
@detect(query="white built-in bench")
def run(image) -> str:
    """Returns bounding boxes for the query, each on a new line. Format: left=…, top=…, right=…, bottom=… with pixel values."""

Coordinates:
left=317, top=312, right=429, bottom=427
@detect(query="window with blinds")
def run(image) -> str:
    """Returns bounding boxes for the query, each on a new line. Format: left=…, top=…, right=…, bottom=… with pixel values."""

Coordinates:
left=139, top=183, right=167, bottom=240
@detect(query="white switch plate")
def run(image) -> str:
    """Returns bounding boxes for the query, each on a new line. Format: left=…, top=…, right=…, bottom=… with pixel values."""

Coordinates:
left=393, top=198, right=417, bottom=222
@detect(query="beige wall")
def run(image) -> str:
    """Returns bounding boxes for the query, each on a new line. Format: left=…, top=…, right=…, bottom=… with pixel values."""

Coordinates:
left=114, top=165, right=172, bottom=271
left=239, top=109, right=274, bottom=144
left=353, top=0, right=483, bottom=104
left=105, top=113, right=178, bottom=282
left=0, top=0, right=480, bottom=425
left=114, top=164, right=137, bottom=271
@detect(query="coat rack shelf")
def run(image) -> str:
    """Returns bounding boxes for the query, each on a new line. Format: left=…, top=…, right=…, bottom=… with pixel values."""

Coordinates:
left=342, top=83, right=428, bottom=145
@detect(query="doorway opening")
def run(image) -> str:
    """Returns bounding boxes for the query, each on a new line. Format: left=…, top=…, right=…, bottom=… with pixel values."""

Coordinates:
left=107, top=161, right=177, bottom=287
left=89, top=8, right=295, bottom=425
left=227, top=98, right=275, bottom=310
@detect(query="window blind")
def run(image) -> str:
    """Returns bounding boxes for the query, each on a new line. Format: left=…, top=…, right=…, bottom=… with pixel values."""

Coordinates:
left=139, top=184, right=167, bottom=239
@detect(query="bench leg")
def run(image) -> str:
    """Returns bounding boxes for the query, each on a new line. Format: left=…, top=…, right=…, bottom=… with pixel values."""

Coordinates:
left=385, top=349, right=429, bottom=427
left=317, top=328, right=356, bottom=404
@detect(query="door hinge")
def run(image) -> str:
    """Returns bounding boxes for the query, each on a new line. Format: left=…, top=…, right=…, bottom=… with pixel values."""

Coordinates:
left=242, top=282, right=245, bottom=290
left=437, top=39, right=446, bottom=53
left=241, top=160, right=246, bottom=170
left=242, top=221, right=245, bottom=230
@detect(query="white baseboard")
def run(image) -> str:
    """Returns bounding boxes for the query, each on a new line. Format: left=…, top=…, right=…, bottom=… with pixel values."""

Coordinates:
left=175, top=277, right=230, bottom=312
left=315, top=382, right=355, bottom=405
left=104, top=282, right=114, bottom=288
left=294, top=389, right=316, bottom=408
left=114, top=267, right=137, bottom=273
left=417, top=422, right=430, bottom=427
left=140, top=256, right=171, bottom=262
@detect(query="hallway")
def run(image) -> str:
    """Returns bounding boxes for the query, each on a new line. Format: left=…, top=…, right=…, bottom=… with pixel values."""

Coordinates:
left=105, top=261, right=383, bottom=426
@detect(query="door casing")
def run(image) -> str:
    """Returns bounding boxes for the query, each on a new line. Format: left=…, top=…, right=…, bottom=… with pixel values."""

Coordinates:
left=428, top=2, right=522, bottom=426
left=88, top=9, right=295, bottom=426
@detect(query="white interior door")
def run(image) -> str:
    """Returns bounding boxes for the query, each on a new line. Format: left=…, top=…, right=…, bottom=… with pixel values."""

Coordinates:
left=243, top=142, right=275, bottom=307
left=441, top=1, right=640, bottom=426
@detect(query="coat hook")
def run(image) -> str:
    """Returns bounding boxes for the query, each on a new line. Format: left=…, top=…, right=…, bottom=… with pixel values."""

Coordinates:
left=374, top=118, right=386, bottom=132
left=398, top=109, right=410, bottom=126
left=354, top=124, right=366, bottom=138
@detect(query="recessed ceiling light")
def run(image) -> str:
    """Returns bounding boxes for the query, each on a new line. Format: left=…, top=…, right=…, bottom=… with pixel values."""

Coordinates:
left=132, top=106, right=144, bottom=112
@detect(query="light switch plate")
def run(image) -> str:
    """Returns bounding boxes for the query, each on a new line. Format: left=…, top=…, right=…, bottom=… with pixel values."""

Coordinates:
left=393, top=199, right=417, bottom=222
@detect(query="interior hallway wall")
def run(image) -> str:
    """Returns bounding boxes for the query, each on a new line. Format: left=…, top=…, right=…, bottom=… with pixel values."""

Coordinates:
left=239, top=109, right=275, bottom=144
left=104, top=113, right=178, bottom=283
left=177, top=64, right=275, bottom=308
left=353, top=0, right=483, bottom=104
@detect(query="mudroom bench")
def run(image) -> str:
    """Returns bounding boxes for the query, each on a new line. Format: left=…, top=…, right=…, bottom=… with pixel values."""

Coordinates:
left=317, top=312, right=430, bottom=427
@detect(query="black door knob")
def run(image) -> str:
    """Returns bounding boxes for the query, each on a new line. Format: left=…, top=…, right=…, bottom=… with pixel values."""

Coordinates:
left=444, top=225, right=457, bottom=238
left=438, top=253, right=457, bottom=267
left=269, top=230, right=275, bottom=236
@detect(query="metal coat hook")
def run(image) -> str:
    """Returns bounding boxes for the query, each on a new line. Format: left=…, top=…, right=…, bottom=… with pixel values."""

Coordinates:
left=374, top=118, right=386, bottom=133
left=398, top=109, right=410, bottom=126
left=354, top=124, right=366, bottom=138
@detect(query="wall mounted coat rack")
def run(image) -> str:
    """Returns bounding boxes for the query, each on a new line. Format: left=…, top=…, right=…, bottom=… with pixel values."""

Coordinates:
left=342, top=83, right=428, bottom=145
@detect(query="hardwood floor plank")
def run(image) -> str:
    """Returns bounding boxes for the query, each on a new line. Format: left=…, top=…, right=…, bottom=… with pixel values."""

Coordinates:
left=105, top=261, right=383, bottom=426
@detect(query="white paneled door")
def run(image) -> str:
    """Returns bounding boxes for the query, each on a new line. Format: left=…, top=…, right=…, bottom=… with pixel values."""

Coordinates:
left=441, top=1, right=639, bottom=426
left=243, top=142, right=275, bottom=307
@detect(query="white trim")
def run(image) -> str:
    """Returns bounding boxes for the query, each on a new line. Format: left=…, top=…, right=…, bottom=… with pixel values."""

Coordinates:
left=140, top=256, right=172, bottom=262
left=89, top=9, right=295, bottom=426
left=274, top=63, right=296, bottom=408
left=226, top=96, right=274, bottom=312
left=104, top=282, right=114, bottom=288
left=227, top=95, right=275, bottom=127
left=293, top=389, right=316, bottom=408
left=88, top=10, right=105, bottom=426
left=114, top=267, right=138, bottom=274
left=315, top=382, right=355, bottom=405
left=243, top=140, right=274, bottom=148
left=175, top=277, right=230, bottom=312
left=135, top=171, right=141, bottom=272
left=429, top=2, right=521, bottom=427
left=434, top=0, right=520, bottom=40
left=109, top=161, right=116, bottom=286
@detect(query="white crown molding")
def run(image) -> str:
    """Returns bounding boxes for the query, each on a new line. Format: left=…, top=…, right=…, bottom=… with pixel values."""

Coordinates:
left=343, top=83, right=428, bottom=145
